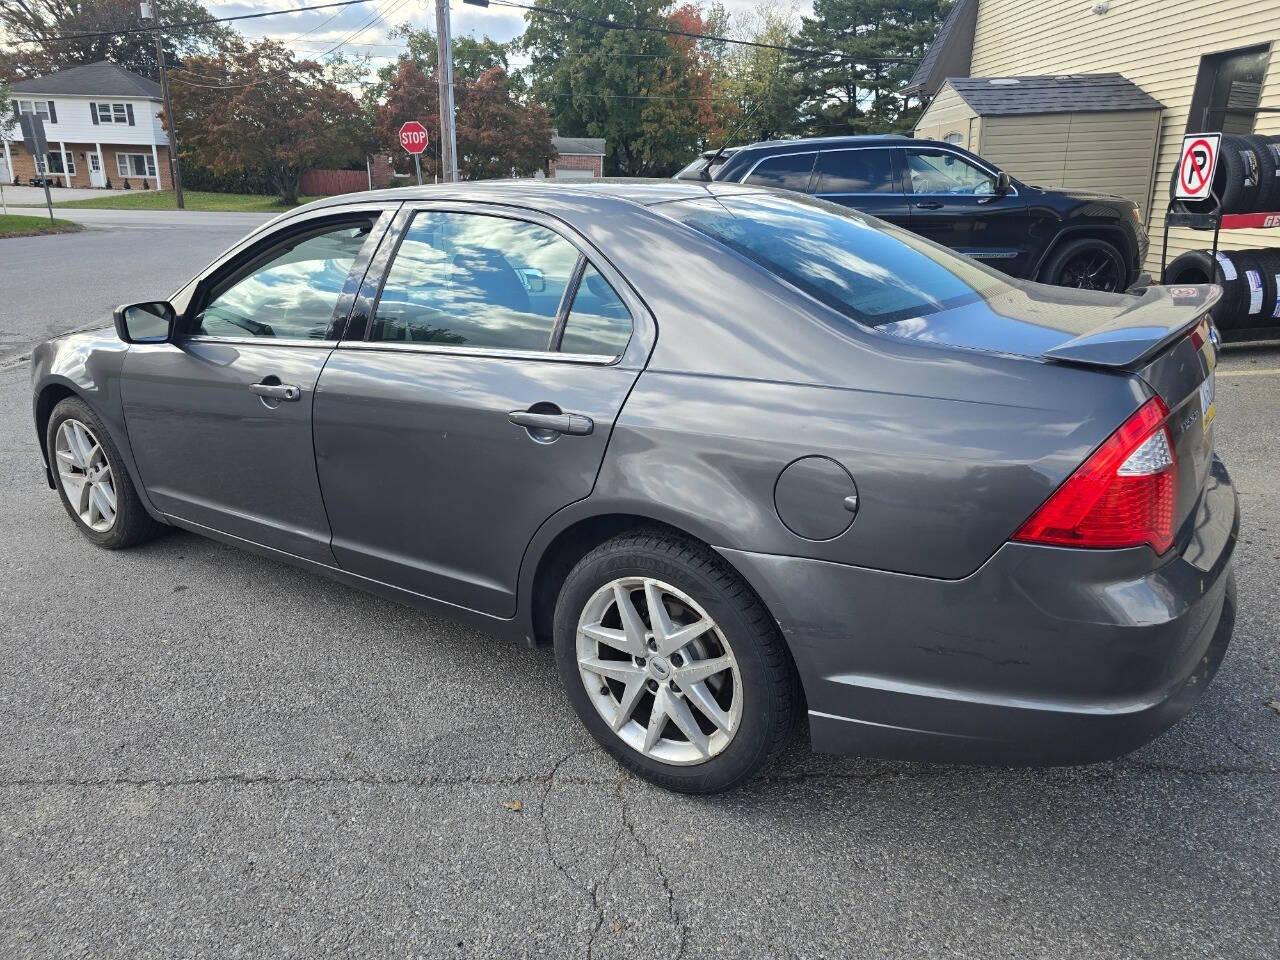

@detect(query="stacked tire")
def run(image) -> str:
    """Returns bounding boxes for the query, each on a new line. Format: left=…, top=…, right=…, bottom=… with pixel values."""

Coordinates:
left=1173, top=134, right=1280, bottom=215
left=1165, top=247, right=1280, bottom=331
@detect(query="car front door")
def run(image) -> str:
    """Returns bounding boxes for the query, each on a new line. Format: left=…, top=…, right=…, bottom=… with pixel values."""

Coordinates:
left=812, top=147, right=910, bottom=225
left=312, top=204, right=650, bottom=617
left=903, top=146, right=1032, bottom=276
left=739, top=151, right=817, bottom=195
left=120, top=207, right=395, bottom=562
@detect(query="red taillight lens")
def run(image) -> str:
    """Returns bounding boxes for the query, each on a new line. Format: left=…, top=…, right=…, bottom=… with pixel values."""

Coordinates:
left=1013, top=396, right=1178, bottom=554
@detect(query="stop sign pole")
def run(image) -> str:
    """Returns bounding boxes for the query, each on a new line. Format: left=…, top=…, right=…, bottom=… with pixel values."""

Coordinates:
left=398, top=121, right=429, bottom=185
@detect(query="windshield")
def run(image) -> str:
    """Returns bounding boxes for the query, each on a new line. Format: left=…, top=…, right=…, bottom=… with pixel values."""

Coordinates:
left=673, top=151, right=734, bottom=181
left=661, top=192, right=1015, bottom=326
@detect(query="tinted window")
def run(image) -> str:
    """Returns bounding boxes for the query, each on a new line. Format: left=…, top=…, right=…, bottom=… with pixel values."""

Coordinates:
left=742, top=152, right=815, bottom=191
left=195, top=219, right=373, bottom=340
left=904, top=150, right=996, bottom=196
left=665, top=193, right=1012, bottom=327
left=815, top=149, right=898, bottom=194
left=371, top=212, right=579, bottom=350
left=560, top=265, right=632, bottom=356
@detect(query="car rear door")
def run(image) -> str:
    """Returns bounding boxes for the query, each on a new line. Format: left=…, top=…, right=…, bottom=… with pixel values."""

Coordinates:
left=120, top=205, right=396, bottom=563
left=812, top=147, right=910, bottom=226
left=312, top=202, right=652, bottom=617
left=902, top=145, right=1032, bottom=276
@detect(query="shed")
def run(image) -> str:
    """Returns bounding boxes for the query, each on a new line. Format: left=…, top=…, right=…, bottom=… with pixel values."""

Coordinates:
left=914, top=73, right=1164, bottom=214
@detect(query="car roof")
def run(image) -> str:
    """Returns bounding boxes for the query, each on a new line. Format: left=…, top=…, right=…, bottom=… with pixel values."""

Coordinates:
left=732, top=134, right=914, bottom=152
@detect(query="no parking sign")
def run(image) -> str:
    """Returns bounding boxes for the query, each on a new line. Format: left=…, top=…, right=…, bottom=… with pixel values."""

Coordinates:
left=1175, top=133, right=1220, bottom=201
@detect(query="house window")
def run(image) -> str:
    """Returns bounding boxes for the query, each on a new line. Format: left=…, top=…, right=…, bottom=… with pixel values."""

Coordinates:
left=35, top=151, right=75, bottom=176
left=97, top=102, right=129, bottom=124
left=1187, top=44, right=1271, bottom=134
left=17, top=99, right=50, bottom=121
left=117, top=153, right=156, bottom=178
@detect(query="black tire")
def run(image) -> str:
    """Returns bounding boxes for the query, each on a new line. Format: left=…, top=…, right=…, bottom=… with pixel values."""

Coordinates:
left=1165, top=249, right=1244, bottom=328
left=1040, top=237, right=1128, bottom=292
left=1245, top=135, right=1280, bottom=212
left=1232, top=249, right=1273, bottom=328
left=1174, top=134, right=1261, bottom=215
left=1248, top=249, right=1280, bottom=329
left=553, top=529, right=801, bottom=793
left=46, top=396, right=166, bottom=550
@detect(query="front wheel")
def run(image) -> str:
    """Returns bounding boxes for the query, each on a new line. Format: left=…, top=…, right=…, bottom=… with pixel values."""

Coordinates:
left=553, top=530, right=800, bottom=793
left=1041, top=238, right=1128, bottom=292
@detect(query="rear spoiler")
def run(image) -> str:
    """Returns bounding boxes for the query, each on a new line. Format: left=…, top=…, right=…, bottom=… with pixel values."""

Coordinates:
left=1041, top=285, right=1221, bottom=369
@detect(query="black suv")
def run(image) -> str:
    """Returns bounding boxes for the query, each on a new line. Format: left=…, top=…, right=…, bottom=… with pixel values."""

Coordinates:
left=675, top=135, right=1149, bottom=292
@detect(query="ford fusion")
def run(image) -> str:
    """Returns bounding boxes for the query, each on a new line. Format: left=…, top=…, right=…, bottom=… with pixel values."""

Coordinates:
left=31, top=181, right=1237, bottom=793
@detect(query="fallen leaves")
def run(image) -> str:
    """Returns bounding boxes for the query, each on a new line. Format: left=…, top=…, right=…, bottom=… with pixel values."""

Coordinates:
left=502, top=800, right=522, bottom=812
left=1266, top=699, right=1280, bottom=716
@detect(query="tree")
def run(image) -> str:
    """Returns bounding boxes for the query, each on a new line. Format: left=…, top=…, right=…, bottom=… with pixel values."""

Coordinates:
left=520, top=0, right=728, bottom=177
left=0, top=0, right=232, bottom=82
left=366, top=24, right=511, bottom=103
left=168, top=39, right=370, bottom=203
left=787, top=0, right=952, bottom=135
left=710, top=2, right=805, bottom=145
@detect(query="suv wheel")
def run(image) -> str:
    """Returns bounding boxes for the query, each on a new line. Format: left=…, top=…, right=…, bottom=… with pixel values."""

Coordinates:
left=1042, top=238, right=1127, bottom=292
left=553, top=530, right=800, bottom=793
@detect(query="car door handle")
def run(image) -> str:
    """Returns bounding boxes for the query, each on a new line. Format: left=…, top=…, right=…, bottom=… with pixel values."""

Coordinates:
left=508, top=410, right=594, bottom=436
left=914, top=200, right=944, bottom=210
left=250, top=381, right=301, bottom=401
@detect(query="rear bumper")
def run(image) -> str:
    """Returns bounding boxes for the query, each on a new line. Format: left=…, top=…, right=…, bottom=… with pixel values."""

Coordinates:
left=719, top=457, right=1239, bottom=765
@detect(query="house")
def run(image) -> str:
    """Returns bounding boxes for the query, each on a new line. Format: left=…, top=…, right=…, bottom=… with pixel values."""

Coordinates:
left=3, top=61, right=171, bottom=190
left=904, top=0, right=1280, bottom=274
left=549, top=129, right=606, bottom=178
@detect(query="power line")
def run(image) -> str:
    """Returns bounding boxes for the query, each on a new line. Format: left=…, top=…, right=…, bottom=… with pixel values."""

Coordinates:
left=489, top=0, right=920, bottom=64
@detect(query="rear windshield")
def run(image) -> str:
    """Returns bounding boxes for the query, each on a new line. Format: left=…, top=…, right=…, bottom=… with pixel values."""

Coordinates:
left=662, top=192, right=1015, bottom=326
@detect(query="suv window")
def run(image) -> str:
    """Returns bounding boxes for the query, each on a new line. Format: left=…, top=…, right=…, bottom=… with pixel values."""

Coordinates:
left=742, top=152, right=816, bottom=191
left=195, top=218, right=374, bottom=340
left=815, top=149, right=898, bottom=194
left=559, top=264, right=632, bottom=356
left=665, top=193, right=1012, bottom=327
left=904, top=149, right=997, bottom=196
left=371, top=211, right=580, bottom=350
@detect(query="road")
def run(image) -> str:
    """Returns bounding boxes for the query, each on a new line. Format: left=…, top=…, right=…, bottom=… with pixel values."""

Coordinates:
left=1, top=212, right=1278, bottom=959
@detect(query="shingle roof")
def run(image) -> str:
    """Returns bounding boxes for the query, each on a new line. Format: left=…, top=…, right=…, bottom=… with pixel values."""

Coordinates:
left=552, top=134, right=606, bottom=155
left=902, top=0, right=978, bottom=98
left=946, top=74, right=1164, bottom=115
left=10, top=61, right=161, bottom=99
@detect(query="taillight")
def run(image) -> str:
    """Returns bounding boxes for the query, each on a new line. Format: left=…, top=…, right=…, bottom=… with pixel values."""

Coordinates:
left=1013, top=397, right=1177, bottom=554
left=1188, top=315, right=1211, bottom=352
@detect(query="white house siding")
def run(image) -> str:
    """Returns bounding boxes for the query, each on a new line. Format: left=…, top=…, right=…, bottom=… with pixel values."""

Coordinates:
left=7, top=94, right=167, bottom=148
left=967, top=0, right=1280, bottom=273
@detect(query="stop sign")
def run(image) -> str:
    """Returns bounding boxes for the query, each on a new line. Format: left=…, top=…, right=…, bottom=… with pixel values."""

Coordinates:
left=398, top=120, right=429, bottom=155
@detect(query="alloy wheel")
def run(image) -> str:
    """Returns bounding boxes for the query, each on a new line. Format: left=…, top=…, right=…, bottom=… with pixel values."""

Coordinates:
left=576, top=577, right=743, bottom=766
left=54, top=419, right=117, bottom=532
left=1059, top=248, right=1122, bottom=291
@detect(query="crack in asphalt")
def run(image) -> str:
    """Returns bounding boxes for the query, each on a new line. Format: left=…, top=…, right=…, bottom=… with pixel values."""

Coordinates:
left=618, top=776, right=691, bottom=960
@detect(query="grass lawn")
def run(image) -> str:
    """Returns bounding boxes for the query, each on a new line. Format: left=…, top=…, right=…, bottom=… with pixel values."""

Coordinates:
left=0, top=213, right=83, bottom=238
left=50, top=190, right=321, bottom=212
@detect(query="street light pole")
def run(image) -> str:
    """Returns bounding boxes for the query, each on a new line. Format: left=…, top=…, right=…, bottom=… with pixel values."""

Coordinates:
left=434, top=0, right=459, bottom=183
left=142, top=0, right=184, bottom=208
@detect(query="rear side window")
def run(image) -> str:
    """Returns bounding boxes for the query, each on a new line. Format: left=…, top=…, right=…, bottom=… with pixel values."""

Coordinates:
left=559, top=265, right=632, bottom=356
left=815, top=149, right=898, bottom=194
left=665, top=193, right=1013, bottom=327
left=371, top=211, right=579, bottom=350
left=742, top=152, right=816, bottom=191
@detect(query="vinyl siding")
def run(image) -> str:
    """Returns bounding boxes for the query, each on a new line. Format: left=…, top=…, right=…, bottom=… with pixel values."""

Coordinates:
left=914, top=83, right=981, bottom=148
left=968, top=0, right=1280, bottom=273
left=3, top=94, right=167, bottom=148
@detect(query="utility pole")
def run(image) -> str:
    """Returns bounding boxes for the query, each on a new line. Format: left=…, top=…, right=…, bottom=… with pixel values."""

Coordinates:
left=434, top=0, right=458, bottom=183
left=142, top=0, right=184, bottom=208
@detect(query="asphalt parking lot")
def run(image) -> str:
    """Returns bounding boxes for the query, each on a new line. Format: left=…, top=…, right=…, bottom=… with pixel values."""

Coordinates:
left=1, top=212, right=1278, bottom=959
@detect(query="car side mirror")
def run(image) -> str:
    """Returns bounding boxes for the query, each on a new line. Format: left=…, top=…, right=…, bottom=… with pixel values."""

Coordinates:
left=995, top=171, right=1011, bottom=195
left=113, top=300, right=175, bottom=344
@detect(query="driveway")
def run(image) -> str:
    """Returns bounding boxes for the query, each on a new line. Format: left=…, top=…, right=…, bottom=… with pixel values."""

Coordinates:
left=1, top=184, right=128, bottom=205
left=1, top=217, right=1278, bottom=958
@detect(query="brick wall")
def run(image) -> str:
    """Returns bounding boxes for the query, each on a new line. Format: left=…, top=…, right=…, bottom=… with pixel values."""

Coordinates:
left=549, top=153, right=603, bottom=177
left=4, top=142, right=171, bottom=189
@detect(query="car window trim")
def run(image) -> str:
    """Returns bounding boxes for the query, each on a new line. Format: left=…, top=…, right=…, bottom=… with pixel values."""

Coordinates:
left=902, top=146, right=1019, bottom=198
left=352, top=201, right=638, bottom=365
left=811, top=146, right=905, bottom=197
left=177, top=205, right=398, bottom=346
left=548, top=254, right=588, bottom=352
left=740, top=150, right=818, bottom=192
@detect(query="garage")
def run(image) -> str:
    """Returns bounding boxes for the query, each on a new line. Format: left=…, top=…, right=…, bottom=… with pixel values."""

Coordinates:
left=914, top=73, right=1164, bottom=214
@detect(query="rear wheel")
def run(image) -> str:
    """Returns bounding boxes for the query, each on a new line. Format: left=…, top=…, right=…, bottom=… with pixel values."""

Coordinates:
left=1042, top=238, right=1128, bottom=292
left=47, top=397, right=165, bottom=549
left=553, top=530, right=800, bottom=793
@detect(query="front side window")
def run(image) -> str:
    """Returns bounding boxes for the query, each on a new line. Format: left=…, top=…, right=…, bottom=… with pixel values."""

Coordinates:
left=904, top=149, right=996, bottom=196
left=742, top=152, right=816, bottom=191
left=371, top=211, right=581, bottom=351
left=815, top=149, right=898, bottom=194
left=665, top=192, right=1013, bottom=327
left=193, top=218, right=374, bottom=340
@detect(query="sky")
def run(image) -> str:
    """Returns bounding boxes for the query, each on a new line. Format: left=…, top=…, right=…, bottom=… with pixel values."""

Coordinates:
left=203, top=0, right=814, bottom=76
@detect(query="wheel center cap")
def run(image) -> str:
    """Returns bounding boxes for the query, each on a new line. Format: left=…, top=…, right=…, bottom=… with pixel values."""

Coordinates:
left=648, top=656, right=671, bottom=680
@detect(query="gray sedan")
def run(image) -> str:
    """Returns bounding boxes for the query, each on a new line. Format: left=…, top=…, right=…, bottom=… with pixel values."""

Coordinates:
left=30, top=181, right=1237, bottom=793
